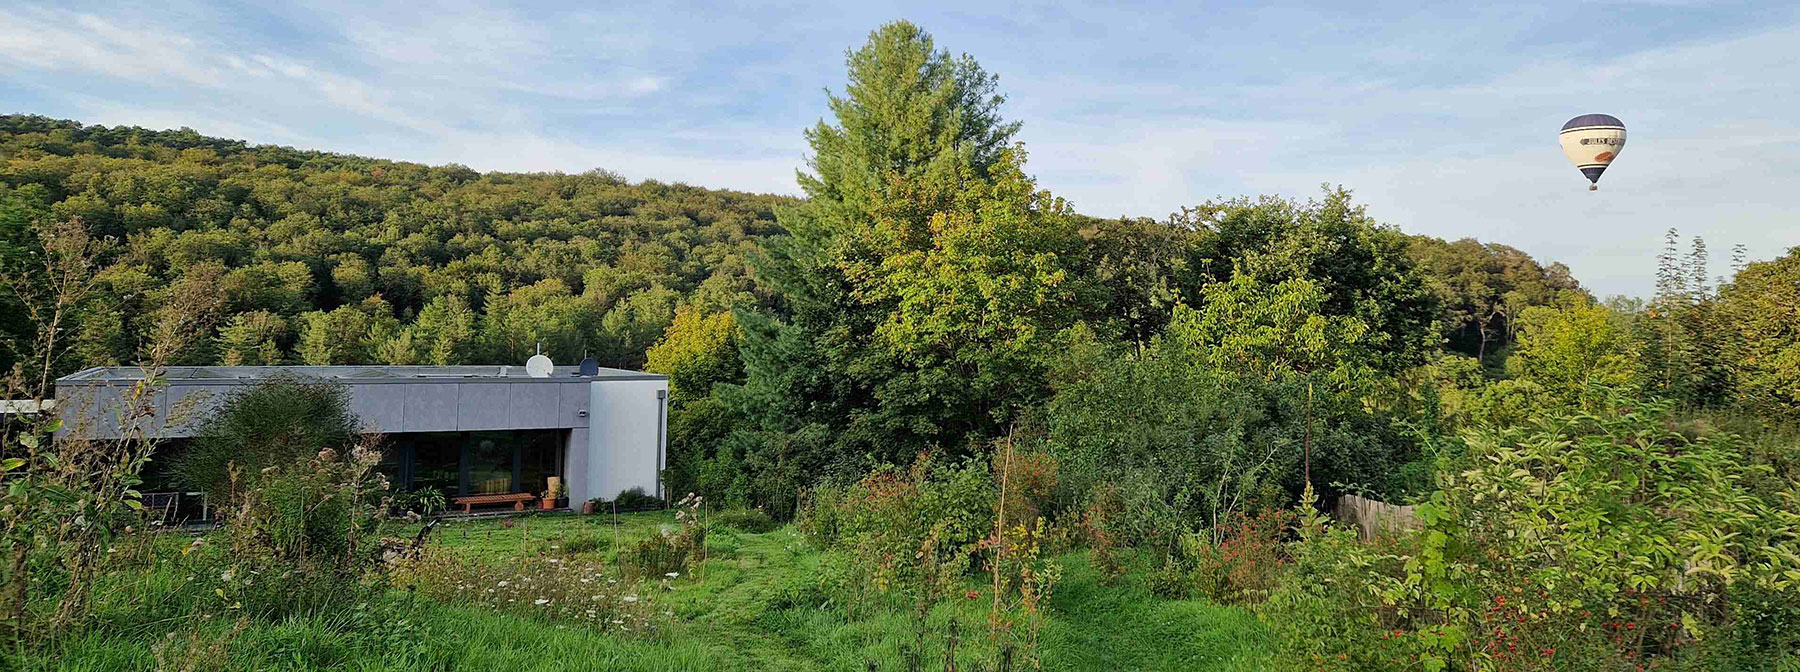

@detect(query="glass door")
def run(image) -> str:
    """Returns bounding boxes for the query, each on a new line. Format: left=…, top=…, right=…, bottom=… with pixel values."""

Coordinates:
left=464, top=432, right=517, bottom=495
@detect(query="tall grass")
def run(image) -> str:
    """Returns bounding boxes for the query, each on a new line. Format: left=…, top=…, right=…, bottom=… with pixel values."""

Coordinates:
left=17, top=513, right=1276, bottom=671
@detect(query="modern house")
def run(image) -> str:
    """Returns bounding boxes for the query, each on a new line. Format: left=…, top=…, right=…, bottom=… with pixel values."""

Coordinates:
left=54, top=363, right=669, bottom=514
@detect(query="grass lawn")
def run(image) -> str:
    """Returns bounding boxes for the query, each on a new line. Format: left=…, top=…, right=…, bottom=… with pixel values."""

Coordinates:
left=31, top=512, right=1274, bottom=671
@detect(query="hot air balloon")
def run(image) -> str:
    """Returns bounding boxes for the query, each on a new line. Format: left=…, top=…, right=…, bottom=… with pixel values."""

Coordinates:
left=1559, top=114, right=1626, bottom=191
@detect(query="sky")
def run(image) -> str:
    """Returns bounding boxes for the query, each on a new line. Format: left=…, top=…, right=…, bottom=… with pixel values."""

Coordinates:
left=2, top=1, right=1796, bottom=298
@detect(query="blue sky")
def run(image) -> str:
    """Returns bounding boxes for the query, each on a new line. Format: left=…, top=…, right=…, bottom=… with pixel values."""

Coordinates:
left=3, top=1, right=1796, bottom=297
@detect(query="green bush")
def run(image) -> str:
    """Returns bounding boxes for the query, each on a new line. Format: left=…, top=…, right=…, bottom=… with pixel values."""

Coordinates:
left=214, top=443, right=389, bottom=620
left=621, top=532, right=690, bottom=578
left=1048, top=348, right=1418, bottom=547
left=712, top=508, right=776, bottom=533
left=608, top=487, right=664, bottom=512
left=170, top=375, right=361, bottom=502
left=798, top=453, right=997, bottom=606
left=1151, top=507, right=1294, bottom=603
left=392, top=486, right=447, bottom=516
left=1264, top=394, right=1800, bottom=671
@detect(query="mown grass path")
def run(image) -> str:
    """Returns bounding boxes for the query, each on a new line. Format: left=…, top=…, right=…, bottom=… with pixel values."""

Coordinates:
left=1045, top=554, right=1274, bottom=671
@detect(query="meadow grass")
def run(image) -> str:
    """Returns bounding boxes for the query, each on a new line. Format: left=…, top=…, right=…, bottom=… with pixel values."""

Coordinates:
left=22, top=512, right=1274, bottom=671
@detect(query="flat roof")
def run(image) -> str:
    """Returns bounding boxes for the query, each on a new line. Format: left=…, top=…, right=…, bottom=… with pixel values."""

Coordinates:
left=58, top=365, right=667, bottom=385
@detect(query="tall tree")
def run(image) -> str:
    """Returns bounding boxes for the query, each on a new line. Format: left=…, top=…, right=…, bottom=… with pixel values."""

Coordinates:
left=1716, top=246, right=1800, bottom=418
left=727, top=20, right=1074, bottom=480
left=1408, top=236, right=1582, bottom=363
left=1174, top=189, right=1441, bottom=377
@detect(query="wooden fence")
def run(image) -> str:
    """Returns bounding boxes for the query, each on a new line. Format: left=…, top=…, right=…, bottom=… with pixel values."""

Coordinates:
left=1334, top=493, right=1420, bottom=541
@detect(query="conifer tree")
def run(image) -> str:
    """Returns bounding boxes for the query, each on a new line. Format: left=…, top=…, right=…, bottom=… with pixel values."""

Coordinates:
left=727, top=20, right=1077, bottom=482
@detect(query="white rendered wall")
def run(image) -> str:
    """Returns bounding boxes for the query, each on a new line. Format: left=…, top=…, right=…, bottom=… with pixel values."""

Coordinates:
left=576, top=379, right=668, bottom=505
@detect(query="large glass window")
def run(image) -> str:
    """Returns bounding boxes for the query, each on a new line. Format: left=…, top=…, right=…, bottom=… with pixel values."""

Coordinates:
left=517, top=431, right=562, bottom=498
left=465, top=432, right=515, bottom=495
left=379, top=430, right=566, bottom=497
left=408, top=433, right=463, bottom=496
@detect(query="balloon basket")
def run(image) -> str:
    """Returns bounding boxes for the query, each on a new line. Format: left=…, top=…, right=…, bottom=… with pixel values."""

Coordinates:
left=1589, top=185, right=1597, bottom=191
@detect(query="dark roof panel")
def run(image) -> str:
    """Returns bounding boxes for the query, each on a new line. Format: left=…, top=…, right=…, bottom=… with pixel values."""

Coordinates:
left=1561, top=114, right=1624, bottom=130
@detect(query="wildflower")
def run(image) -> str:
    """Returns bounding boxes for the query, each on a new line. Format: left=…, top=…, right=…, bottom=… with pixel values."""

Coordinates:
left=665, top=572, right=679, bottom=578
left=623, top=595, right=639, bottom=603
left=498, top=580, right=510, bottom=587
left=535, top=599, right=550, bottom=606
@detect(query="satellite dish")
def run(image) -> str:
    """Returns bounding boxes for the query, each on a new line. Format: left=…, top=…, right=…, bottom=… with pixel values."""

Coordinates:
left=578, top=357, right=599, bottom=377
left=525, top=354, right=554, bottom=378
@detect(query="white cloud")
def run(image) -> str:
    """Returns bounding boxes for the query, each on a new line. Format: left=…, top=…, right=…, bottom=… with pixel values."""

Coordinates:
left=1014, top=19, right=1800, bottom=297
left=5, top=1, right=1795, bottom=297
left=0, top=9, right=226, bottom=86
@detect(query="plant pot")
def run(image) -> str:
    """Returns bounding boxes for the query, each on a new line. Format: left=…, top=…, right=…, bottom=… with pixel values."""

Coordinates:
left=540, top=498, right=556, bottom=511
left=581, top=500, right=596, bottom=515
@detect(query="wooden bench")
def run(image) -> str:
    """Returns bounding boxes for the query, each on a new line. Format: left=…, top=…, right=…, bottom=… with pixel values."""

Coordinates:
left=452, top=492, right=536, bottom=513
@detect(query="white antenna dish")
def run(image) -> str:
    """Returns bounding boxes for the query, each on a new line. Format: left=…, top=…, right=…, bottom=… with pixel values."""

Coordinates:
left=525, top=354, right=554, bottom=378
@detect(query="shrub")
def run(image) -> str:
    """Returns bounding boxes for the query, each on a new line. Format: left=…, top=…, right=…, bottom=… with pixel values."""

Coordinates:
left=392, top=487, right=447, bottom=516
left=214, top=439, right=390, bottom=620
left=799, top=452, right=996, bottom=606
left=621, top=531, right=691, bottom=579
left=1259, top=486, right=1422, bottom=670
left=608, top=487, right=664, bottom=512
left=1153, top=507, right=1294, bottom=603
left=170, top=375, right=361, bottom=503
left=1080, top=484, right=1126, bottom=583
left=713, top=507, right=776, bottom=533
left=1264, top=395, right=1800, bottom=671
left=621, top=494, right=706, bottom=579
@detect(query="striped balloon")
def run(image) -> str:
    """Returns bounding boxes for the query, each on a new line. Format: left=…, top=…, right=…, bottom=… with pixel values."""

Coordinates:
left=1559, top=114, right=1626, bottom=191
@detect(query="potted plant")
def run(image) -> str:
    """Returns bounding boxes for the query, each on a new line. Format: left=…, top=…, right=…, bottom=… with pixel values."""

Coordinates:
left=540, top=477, right=563, bottom=511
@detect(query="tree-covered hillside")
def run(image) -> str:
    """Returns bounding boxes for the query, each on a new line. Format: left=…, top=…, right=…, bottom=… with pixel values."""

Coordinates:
left=0, top=114, right=792, bottom=373
left=1, top=113, right=1587, bottom=381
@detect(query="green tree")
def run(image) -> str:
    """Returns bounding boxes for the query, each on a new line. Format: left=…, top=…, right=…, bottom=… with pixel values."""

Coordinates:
left=645, top=306, right=743, bottom=407
left=597, top=285, right=680, bottom=370
left=1167, top=272, right=1377, bottom=389
left=731, top=20, right=1044, bottom=476
left=862, top=148, right=1089, bottom=434
left=411, top=294, right=479, bottom=365
left=1408, top=236, right=1582, bottom=363
left=1506, top=294, right=1636, bottom=406
left=1174, top=189, right=1440, bottom=377
left=297, top=297, right=397, bottom=365
left=330, top=255, right=375, bottom=304
left=479, top=280, right=594, bottom=365
left=217, top=311, right=291, bottom=365
left=1716, top=246, right=1800, bottom=418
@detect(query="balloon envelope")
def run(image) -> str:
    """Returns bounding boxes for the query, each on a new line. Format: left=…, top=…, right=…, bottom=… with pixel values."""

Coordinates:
left=1559, top=114, right=1626, bottom=187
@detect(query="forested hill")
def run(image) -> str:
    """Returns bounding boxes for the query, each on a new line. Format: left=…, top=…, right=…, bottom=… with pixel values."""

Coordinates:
left=0, top=114, right=793, bottom=372
left=0, top=114, right=1580, bottom=377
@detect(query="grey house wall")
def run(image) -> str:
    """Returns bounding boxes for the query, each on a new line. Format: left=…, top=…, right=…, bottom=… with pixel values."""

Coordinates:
left=54, top=370, right=668, bottom=506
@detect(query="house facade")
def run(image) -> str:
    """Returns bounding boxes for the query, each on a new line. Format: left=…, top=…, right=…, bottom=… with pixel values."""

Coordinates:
left=54, top=365, right=669, bottom=511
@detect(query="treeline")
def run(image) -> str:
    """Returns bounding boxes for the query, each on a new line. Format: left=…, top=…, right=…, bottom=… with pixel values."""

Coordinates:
left=0, top=114, right=790, bottom=373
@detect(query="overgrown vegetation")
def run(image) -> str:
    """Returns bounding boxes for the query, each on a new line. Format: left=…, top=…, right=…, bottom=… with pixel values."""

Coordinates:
left=3, top=17, right=1798, bottom=672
